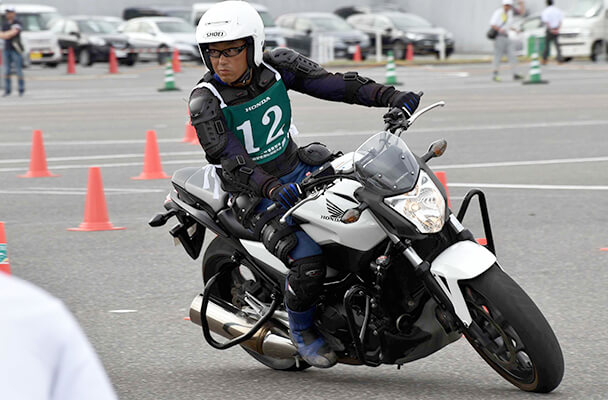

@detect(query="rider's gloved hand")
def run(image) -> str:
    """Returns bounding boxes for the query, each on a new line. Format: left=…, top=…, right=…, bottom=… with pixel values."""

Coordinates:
left=389, top=91, right=421, bottom=118
left=270, top=183, right=303, bottom=210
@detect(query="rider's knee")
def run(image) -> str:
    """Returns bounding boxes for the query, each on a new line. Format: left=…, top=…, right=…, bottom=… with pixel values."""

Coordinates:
left=285, top=255, right=326, bottom=311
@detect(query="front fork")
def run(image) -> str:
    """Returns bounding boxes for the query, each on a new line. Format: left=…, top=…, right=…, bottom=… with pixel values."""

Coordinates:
left=397, top=205, right=497, bottom=330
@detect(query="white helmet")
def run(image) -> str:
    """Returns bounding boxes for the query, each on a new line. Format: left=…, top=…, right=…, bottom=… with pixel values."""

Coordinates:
left=196, top=1, right=265, bottom=72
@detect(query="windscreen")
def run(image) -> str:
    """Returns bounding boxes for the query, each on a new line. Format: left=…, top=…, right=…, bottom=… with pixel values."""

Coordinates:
left=354, top=131, right=420, bottom=194
left=157, top=20, right=193, bottom=33
left=77, top=20, right=117, bottom=34
left=567, top=0, right=603, bottom=17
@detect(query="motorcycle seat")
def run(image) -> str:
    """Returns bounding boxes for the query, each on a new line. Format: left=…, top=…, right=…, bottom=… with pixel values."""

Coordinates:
left=172, top=166, right=228, bottom=213
left=217, top=209, right=259, bottom=241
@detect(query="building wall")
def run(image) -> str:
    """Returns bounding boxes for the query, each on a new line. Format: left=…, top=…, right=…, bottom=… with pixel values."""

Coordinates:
left=4, top=0, right=579, bottom=53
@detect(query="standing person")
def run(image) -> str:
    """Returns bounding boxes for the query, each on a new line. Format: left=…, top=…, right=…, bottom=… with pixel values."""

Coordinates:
left=0, top=274, right=118, bottom=399
left=190, top=1, right=420, bottom=368
left=489, top=0, right=523, bottom=82
left=1, top=7, right=25, bottom=96
left=541, top=0, right=564, bottom=64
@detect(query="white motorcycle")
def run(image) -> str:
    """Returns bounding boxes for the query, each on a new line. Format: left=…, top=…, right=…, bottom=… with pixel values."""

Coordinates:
left=150, top=99, right=564, bottom=392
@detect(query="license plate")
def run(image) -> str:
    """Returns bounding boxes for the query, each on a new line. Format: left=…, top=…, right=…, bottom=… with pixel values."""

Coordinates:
left=30, top=51, right=42, bottom=60
left=115, top=49, right=126, bottom=58
left=348, top=45, right=357, bottom=53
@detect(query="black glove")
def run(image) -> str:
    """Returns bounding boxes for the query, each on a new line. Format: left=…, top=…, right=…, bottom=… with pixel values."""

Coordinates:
left=270, top=183, right=303, bottom=210
left=390, top=91, right=421, bottom=118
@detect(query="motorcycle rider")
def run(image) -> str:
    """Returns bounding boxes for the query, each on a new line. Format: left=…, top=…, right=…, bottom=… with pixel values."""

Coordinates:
left=189, top=1, right=420, bottom=368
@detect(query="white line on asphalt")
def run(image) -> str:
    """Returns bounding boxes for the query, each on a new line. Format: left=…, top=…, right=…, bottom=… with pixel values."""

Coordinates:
left=0, top=151, right=201, bottom=164
left=2, top=155, right=607, bottom=173
left=0, top=159, right=201, bottom=172
left=3, top=119, right=608, bottom=147
left=449, top=183, right=608, bottom=190
left=0, top=188, right=166, bottom=195
left=108, top=310, right=138, bottom=313
left=433, top=156, right=608, bottom=169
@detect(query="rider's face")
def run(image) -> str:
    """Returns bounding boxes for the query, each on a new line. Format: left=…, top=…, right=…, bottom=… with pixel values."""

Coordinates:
left=208, top=39, right=249, bottom=84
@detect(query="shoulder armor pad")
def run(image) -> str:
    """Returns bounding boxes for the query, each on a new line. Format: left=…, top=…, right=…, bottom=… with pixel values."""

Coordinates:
left=189, top=88, right=222, bottom=123
left=264, top=48, right=326, bottom=78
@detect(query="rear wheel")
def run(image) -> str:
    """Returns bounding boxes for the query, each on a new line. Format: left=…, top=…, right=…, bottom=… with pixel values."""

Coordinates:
left=461, top=265, right=564, bottom=392
left=202, top=237, right=310, bottom=371
left=392, top=40, right=406, bottom=59
left=157, top=45, right=170, bottom=65
left=591, top=40, right=606, bottom=62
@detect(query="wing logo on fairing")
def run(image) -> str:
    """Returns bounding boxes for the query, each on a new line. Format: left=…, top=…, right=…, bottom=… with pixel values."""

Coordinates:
left=322, top=199, right=344, bottom=222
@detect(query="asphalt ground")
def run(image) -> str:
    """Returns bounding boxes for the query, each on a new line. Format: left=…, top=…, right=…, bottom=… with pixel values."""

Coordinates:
left=1, top=58, right=607, bottom=399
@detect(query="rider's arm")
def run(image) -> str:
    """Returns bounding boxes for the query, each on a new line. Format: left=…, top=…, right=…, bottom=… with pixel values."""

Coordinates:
left=263, top=48, right=400, bottom=107
left=189, top=87, right=280, bottom=198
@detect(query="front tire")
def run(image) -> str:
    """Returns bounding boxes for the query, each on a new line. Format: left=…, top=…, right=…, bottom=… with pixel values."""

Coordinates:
left=461, top=265, right=564, bottom=392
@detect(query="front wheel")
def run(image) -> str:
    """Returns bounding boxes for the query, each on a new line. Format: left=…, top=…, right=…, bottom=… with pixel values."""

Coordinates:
left=461, top=265, right=564, bottom=392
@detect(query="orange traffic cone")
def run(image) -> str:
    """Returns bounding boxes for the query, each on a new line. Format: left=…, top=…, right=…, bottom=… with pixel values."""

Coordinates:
left=353, top=45, right=362, bottom=62
left=108, top=47, right=119, bottom=74
left=132, top=130, right=170, bottom=180
left=67, top=47, right=76, bottom=74
left=0, top=222, right=11, bottom=274
left=406, top=43, right=414, bottom=61
left=434, top=170, right=451, bottom=209
left=172, top=48, right=182, bottom=73
left=68, top=167, right=125, bottom=231
left=19, top=130, right=59, bottom=178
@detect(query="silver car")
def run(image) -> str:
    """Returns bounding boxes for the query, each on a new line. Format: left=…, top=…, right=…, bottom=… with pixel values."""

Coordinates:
left=119, top=17, right=198, bottom=64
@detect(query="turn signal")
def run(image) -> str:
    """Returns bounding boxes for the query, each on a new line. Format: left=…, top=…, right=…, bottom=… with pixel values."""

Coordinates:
left=341, top=209, right=361, bottom=224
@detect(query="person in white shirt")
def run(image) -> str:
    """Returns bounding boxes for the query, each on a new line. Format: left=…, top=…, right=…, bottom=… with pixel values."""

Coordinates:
left=541, top=0, right=564, bottom=64
left=489, top=0, right=523, bottom=81
left=0, top=274, right=118, bottom=400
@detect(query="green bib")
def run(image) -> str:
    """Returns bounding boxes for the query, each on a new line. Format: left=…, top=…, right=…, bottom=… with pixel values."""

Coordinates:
left=222, top=79, right=292, bottom=163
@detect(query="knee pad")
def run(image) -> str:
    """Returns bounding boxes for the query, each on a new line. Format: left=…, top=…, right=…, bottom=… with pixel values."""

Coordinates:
left=285, top=255, right=326, bottom=311
left=261, top=218, right=298, bottom=264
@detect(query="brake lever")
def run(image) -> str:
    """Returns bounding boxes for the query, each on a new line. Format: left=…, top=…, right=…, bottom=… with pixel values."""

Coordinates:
left=279, top=188, right=325, bottom=224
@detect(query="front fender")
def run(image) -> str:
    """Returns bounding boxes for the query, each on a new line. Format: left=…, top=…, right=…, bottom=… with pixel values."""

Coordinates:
left=430, top=241, right=497, bottom=326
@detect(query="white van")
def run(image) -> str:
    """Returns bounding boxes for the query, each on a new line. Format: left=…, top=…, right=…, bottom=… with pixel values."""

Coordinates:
left=559, top=0, right=608, bottom=61
left=1, top=4, right=62, bottom=67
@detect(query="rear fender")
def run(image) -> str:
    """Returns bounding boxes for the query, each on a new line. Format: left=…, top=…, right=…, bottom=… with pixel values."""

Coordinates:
left=430, top=241, right=497, bottom=326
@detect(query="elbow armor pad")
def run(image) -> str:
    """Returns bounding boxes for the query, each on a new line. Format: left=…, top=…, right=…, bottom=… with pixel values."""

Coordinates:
left=189, top=89, right=228, bottom=161
left=341, top=71, right=373, bottom=104
left=264, top=48, right=327, bottom=79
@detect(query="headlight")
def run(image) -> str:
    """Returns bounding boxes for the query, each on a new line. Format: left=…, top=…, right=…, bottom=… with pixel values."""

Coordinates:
left=89, top=37, right=106, bottom=46
left=579, top=28, right=591, bottom=37
left=384, top=170, right=446, bottom=234
left=405, top=32, right=425, bottom=41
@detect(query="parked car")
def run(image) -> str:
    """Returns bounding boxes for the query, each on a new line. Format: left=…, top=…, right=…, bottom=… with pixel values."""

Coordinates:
left=119, top=17, right=198, bottom=64
left=122, top=6, right=191, bottom=23
left=275, top=12, right=371, bottom=58
left=347, top=12, right=454, bottom=59
left=0, top=4, right=62, bottom=67
left=557, top=0, right=607, bottom=61
left=191, top=2, right=286, bottom=51
left=49, top=16, right=136, bottom=66
left=122, top=7, right=166, bottom=21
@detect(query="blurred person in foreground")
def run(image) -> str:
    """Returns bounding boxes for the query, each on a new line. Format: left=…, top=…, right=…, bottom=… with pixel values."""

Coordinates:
left=0, top=8, right=25, bottom=96
left=541, top=0, right=564, bottom=64
left=0, top=273, right=118, bottom=400
left=489, top=0, right=523, bottom=82
left=189, top=1, right=420, bottom=368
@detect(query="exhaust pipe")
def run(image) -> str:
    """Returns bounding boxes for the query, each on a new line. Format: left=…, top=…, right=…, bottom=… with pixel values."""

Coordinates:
left=189, top=294, right=297, bottom=359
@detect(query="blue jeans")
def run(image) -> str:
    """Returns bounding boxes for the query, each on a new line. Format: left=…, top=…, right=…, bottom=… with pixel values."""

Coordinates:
left=256, top=161, right=322, bottom=261
left=3, top=48, right=25, bottom=94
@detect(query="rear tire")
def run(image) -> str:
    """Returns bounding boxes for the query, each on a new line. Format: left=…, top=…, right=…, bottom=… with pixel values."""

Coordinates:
left=461, top=265, right=564, bottom=392
left=202, top=237, right=310, bottom=371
